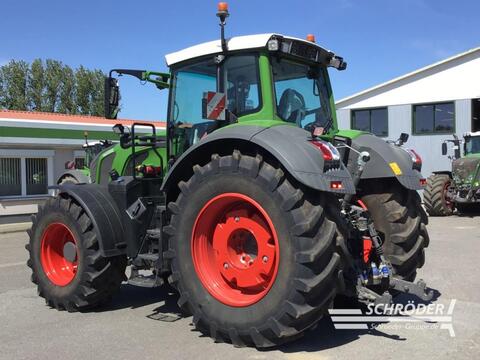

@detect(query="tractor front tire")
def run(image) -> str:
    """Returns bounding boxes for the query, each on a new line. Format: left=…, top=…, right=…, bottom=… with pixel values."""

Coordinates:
left=26, top=195, right=127, bottom=311
left=361, top=181, right=429, bottom=281
left=165, top=151, right=340, bottom=348
left=423, top=174, right=454, bottom=216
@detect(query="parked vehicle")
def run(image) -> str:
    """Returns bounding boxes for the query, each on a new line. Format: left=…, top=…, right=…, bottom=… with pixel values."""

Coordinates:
left=424, top=132, right=480, bottom=215
left=27, top=3, right=431, bottom=348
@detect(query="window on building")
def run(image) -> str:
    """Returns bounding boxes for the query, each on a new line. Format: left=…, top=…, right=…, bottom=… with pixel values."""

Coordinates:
left=413, top=102, right=455, bottom=134
left=26, top=158, right=48, bottom=195
left=0, top=158, right=21, bottom=197
left=351, top=108, right=388, bottom=137
left=472, top=98, right=480, bottom=132
left=0, top=153, right=51, bottom=198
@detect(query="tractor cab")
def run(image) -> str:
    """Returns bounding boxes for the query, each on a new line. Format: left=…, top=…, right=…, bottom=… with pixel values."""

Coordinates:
left=163, top=32, right=346, bottom=154
left=104, top=4, right=347, bottom=164
left=464, top=132, right=480, bottom=156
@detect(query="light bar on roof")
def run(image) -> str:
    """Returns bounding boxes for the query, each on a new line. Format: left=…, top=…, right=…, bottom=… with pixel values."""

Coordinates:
left=267, top=36, right=347, bottom=70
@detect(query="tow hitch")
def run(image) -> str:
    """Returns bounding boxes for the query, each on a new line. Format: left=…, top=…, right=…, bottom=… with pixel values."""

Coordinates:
left=341, top=149, right=433, bottom=306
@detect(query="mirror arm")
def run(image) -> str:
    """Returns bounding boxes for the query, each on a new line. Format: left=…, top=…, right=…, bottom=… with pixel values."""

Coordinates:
left=110, top=69, right=170, bottom=89
left=144, top=71, right=170, bottom=89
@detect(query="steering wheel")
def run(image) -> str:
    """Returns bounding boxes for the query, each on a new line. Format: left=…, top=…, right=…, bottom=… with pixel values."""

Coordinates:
left=278, top=89, right=306, bottom=126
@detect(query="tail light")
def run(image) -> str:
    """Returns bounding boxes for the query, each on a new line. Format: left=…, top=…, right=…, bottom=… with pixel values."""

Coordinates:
left=310, top=140, right=341, bottom=162
left=330, top=181, right=343, bottom=190
left=405, top=148, right=422, bottom=170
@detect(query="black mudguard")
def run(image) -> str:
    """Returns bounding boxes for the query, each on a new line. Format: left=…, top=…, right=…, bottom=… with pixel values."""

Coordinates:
left=55, top=184, right=127, bottom=257
left=162, top=124, right=355, bottom=194
left=350, top=134, right=424, bottom=190
left=57, top=170, right=91, bottom=184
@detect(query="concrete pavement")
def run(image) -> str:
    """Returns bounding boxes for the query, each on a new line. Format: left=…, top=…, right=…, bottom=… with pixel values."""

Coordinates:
left=0, top=216, right=479, bottom=360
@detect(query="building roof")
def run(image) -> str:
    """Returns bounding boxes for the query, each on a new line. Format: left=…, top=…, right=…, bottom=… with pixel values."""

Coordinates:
left=165, top=33, right=334, bottom=66
left=0, top=109, right=164, bottom=126
left=0, top=110, right=165, bottom=146
left=336, top=46, right=480, bottom=108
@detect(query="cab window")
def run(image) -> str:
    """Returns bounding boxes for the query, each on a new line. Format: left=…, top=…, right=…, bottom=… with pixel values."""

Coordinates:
left=170, top=60, right=216, bottom=126
left=272, top=58, right=332, bottom=130
left=169, top=59, right=217, bottom=150
left=224, top=55, right=261, bottom=117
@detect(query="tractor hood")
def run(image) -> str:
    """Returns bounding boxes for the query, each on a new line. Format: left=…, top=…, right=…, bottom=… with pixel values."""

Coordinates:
left=452, top=157, right=480, bottom=184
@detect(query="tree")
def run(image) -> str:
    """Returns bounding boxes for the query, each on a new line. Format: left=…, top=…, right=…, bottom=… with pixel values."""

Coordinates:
left=75, top=66, right=92, bottom=115
left=58, top=65, right=76, bottom=114
left=90, top=69, right=105, bottom=116
left=44, top=59, right=63, bottom=112
left=0, top=60, right=29, bottom=110
left=0, top=59, right=105, bottom=116
left=28, top=59, right=45, bottom=111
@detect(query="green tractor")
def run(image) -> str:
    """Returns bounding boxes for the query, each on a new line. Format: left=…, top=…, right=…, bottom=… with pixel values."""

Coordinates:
left=26, top=4, right=431, bottom=348
left=424, top=132, right=480, bottom=216
left=56, top=72, right=168, bottom=186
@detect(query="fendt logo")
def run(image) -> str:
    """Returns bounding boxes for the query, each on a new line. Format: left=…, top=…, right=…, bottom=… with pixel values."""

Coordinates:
left=329, top=300, right=456, bottom=337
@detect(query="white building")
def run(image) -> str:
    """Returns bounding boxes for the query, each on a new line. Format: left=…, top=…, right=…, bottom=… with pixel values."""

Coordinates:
left=0, top=110, right=162, bottom=217
left=336, top=47, right=480, bottom=176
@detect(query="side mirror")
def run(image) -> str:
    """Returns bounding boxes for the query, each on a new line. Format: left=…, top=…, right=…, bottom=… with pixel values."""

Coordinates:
left=112, top=124, right=125, bottom=135
left=399, top=133, right=409, bottom=145
left=202, top=91, right=226, bottom=121
left=104, top=77, right=120, bottom=119
left=441, top=142, right=448, bottom=156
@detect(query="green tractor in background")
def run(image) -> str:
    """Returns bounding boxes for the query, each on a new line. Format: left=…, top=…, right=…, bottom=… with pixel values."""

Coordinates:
left=26, top=4, right=432, bottom=348
left=424, top=132, right=480, bottom=216
left=56, top=72, right=168, bottom=186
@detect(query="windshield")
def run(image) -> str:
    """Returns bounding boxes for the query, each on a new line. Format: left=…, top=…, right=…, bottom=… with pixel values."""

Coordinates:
left=272, top=58, right=333, bottom=131
left=465, top=136, right=480, bottom=155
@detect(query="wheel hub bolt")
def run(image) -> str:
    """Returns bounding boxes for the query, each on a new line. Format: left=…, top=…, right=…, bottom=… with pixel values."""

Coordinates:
left=262, top=256, right=268, bottom=263
left=223, top=262, right=229, bottom=269
left=234, top=216, right=240, bottom=222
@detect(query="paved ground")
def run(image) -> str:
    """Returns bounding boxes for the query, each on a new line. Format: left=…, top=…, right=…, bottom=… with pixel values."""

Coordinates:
left=1, top=216, right=479, bottom=360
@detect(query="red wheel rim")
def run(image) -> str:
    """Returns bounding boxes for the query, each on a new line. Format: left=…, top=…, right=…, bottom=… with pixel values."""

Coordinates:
left=443, top=181, right=454, bottom=210
left=40, top=223, right=78, bottom=286
left=191, top=193, right=280, bottom=307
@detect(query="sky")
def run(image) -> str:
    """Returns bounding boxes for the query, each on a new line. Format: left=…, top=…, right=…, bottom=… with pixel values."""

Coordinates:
left=1, top=0, right=479, bottom=121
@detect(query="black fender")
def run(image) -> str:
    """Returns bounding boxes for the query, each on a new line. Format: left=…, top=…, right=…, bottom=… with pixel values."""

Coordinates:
left=57, top=170, right=91, bottom=184
left=56, top=184, right=126, bottom=257
left=350, top=134, right=425, bottom=190
left=162, top=124, right=355, bottom=195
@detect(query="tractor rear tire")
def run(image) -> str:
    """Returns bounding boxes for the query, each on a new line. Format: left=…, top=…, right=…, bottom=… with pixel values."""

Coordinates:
left=361, top=181, right=429, bottom=281
left=165, top=151, right=340, bottom=348
left=423, top=174, right=454, bottom=216
left=26, top=195, right=127, bottom=311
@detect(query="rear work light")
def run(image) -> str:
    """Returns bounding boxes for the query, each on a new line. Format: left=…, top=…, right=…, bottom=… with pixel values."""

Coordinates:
left=310, top=140, right=341, bottom=162
left=330, top=181, right=343, bottom=190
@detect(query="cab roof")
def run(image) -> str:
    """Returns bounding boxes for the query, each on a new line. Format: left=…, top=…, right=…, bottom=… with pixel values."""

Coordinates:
left=165, top=33, right=335, bottom=66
